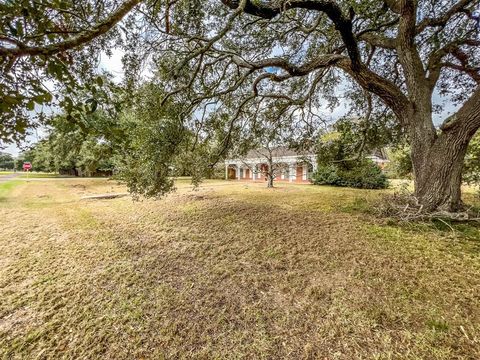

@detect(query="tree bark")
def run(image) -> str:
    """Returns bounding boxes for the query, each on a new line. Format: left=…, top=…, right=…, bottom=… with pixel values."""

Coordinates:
left=412, top=140, right=467, bottom=212
left=409, top=86, right=480, bottom=212
left=267, top=175, right=274, bottom=188
left=410, top=117, right=473, bottom=212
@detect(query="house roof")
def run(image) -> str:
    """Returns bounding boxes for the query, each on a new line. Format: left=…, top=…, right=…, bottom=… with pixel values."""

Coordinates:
left=369, top=148, right=389, bottom=160
left=242, top=147, right=315, bottom=159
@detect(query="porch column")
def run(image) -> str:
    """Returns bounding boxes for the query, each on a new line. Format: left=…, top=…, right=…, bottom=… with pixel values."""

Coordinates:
left=225, top=163, right=228, bottom=180
left=311, top=155, right=317, bottom=173
left=289, top=163, right=296, bottom=182
left=236, top=164, right=240, bottom=180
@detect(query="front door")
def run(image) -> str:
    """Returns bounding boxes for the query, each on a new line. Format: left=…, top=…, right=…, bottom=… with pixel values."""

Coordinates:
left=296, top=165, right=303, bottom=182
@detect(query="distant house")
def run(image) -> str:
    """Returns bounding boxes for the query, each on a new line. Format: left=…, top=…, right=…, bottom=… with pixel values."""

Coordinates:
left=224, top=147, right=317, bottom=183
left=366, top=149, right=390, bottom=169
left=225, top=147, right=390, bottom=183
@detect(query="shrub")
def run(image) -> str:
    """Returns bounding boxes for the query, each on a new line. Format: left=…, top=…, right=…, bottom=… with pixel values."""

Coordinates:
left=312, top=159, right=388, bottom=189
left=311, top=164, right=340, bottom=185
left=384, top=146, right=413, bottom=179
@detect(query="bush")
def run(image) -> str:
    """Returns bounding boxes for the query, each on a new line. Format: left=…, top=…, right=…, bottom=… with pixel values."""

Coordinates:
left=311, top=164, right=340, bottom=185
left=384, top=146, right=412, bottom=179
left=312, top=159, right=388, bottom=189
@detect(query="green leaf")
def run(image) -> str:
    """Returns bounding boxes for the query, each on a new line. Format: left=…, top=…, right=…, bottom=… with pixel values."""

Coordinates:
left=15, top=21, right=24, bottom=37
left=27, top=100, right=35, bottom=111
left=33, top=95, right=45, bottom=104
left=96, top=76, right=104, bottom=87
left=86, top=98, right=98, bottom=113
left=3, top=95, right=21, bottom=105
left=44, top=93, right=53, bottom=102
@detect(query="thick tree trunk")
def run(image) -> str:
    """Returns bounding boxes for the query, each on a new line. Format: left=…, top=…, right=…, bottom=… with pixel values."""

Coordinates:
left=412, top=144, right=467, bottom=212
left=411, top=119, right=470, bottom=212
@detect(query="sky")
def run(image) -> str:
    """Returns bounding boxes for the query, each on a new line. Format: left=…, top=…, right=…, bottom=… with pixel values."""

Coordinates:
left=3, top=50, right=461, bottom=157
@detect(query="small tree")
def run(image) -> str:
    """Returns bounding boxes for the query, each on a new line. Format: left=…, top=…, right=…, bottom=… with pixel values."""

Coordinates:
left=243, top=146, right=291, bottom=188
left=235, top=103, right=318, bottom=188
left=313, top=130, right=389, bottom=189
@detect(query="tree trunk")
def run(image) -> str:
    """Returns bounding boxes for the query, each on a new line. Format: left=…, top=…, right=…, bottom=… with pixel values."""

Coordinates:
left=266, top=158, right=274, bottom=188
left=267, top=175, right=274, bottom=188
left=411, top=125, right=470, bottom=212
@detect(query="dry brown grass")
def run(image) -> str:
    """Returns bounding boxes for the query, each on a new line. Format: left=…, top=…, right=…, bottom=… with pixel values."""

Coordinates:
left=0, top=178, right=479, bottom=359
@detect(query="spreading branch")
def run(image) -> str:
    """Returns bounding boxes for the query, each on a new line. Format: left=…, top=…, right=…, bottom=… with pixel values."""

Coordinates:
left=0, top=0, right=142, bottom=58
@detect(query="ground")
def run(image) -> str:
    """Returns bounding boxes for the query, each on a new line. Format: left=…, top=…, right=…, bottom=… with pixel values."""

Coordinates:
left=0, top=176, right=479, bottom=359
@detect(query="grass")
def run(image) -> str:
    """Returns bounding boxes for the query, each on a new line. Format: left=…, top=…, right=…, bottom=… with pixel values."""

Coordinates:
left=0, top=179, right=479, bottom=359
left=16, top=172, right=71, bottom=178
left=0, top=180, right=21, bottom=202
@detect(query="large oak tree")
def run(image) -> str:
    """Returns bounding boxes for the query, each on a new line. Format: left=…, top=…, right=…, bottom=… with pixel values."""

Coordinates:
left=1, top=0, right=480, bottom=211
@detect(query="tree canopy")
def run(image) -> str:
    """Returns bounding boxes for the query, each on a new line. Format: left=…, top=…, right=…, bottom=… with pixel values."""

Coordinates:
left=0, top=0, right=139, bottom=142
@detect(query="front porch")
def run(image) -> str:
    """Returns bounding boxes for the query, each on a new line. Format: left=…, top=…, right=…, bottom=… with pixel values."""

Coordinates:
left=225, top=160, right=315, bottom=183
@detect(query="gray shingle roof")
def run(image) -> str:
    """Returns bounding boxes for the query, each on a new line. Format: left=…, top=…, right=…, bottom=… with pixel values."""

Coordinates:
left=243, top=147, right=314, bottom=159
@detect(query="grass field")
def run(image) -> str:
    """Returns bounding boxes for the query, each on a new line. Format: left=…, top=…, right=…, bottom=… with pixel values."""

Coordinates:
left=1, top=178, right=479, bottom=359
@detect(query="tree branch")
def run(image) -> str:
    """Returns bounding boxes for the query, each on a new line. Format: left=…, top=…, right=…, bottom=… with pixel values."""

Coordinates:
left=221, top=0, right=362, bottom=71
left=441, top=86, right=480, bottom=135
left=0, top=0, right=141, bottom=58
left=427, top=38, right=480, bottom=88
left=416, top=0, right=475, bottom=33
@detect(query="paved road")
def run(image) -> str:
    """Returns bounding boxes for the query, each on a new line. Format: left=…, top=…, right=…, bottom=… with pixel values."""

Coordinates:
left=0, top=173, right=20, bottom=182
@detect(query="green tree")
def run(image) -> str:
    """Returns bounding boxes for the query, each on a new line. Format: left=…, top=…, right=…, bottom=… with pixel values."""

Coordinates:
left=385, top=146, right=414, bottom=179
left=462, top=132, right=480, bottom=187
left=23, top=110, right=123, bottom=175
left=0, top=152, right=14, bottom=170
left=115, top=84, right=201, bottom=197
left=313, top=128, right=389, bottom=189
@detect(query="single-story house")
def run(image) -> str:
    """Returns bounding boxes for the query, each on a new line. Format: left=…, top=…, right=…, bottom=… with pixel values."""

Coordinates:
left=224, top=148, right=317, bottom=183
left=225, top=147, right=390, bottom=183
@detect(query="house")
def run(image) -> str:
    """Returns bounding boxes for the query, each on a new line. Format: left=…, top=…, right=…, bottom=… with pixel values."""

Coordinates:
left=366, top=149, right=390, bottom=169
left=224, top=147, right=317, bottom=183
left=225, top=147, right=390, bottom=183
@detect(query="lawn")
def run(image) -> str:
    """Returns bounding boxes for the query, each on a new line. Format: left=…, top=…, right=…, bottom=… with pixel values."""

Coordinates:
left=0, top=171, right=73, bottom=178
left=16, top=172, right=70, bottom=179
left=0, top=178, right=479, bottom=359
